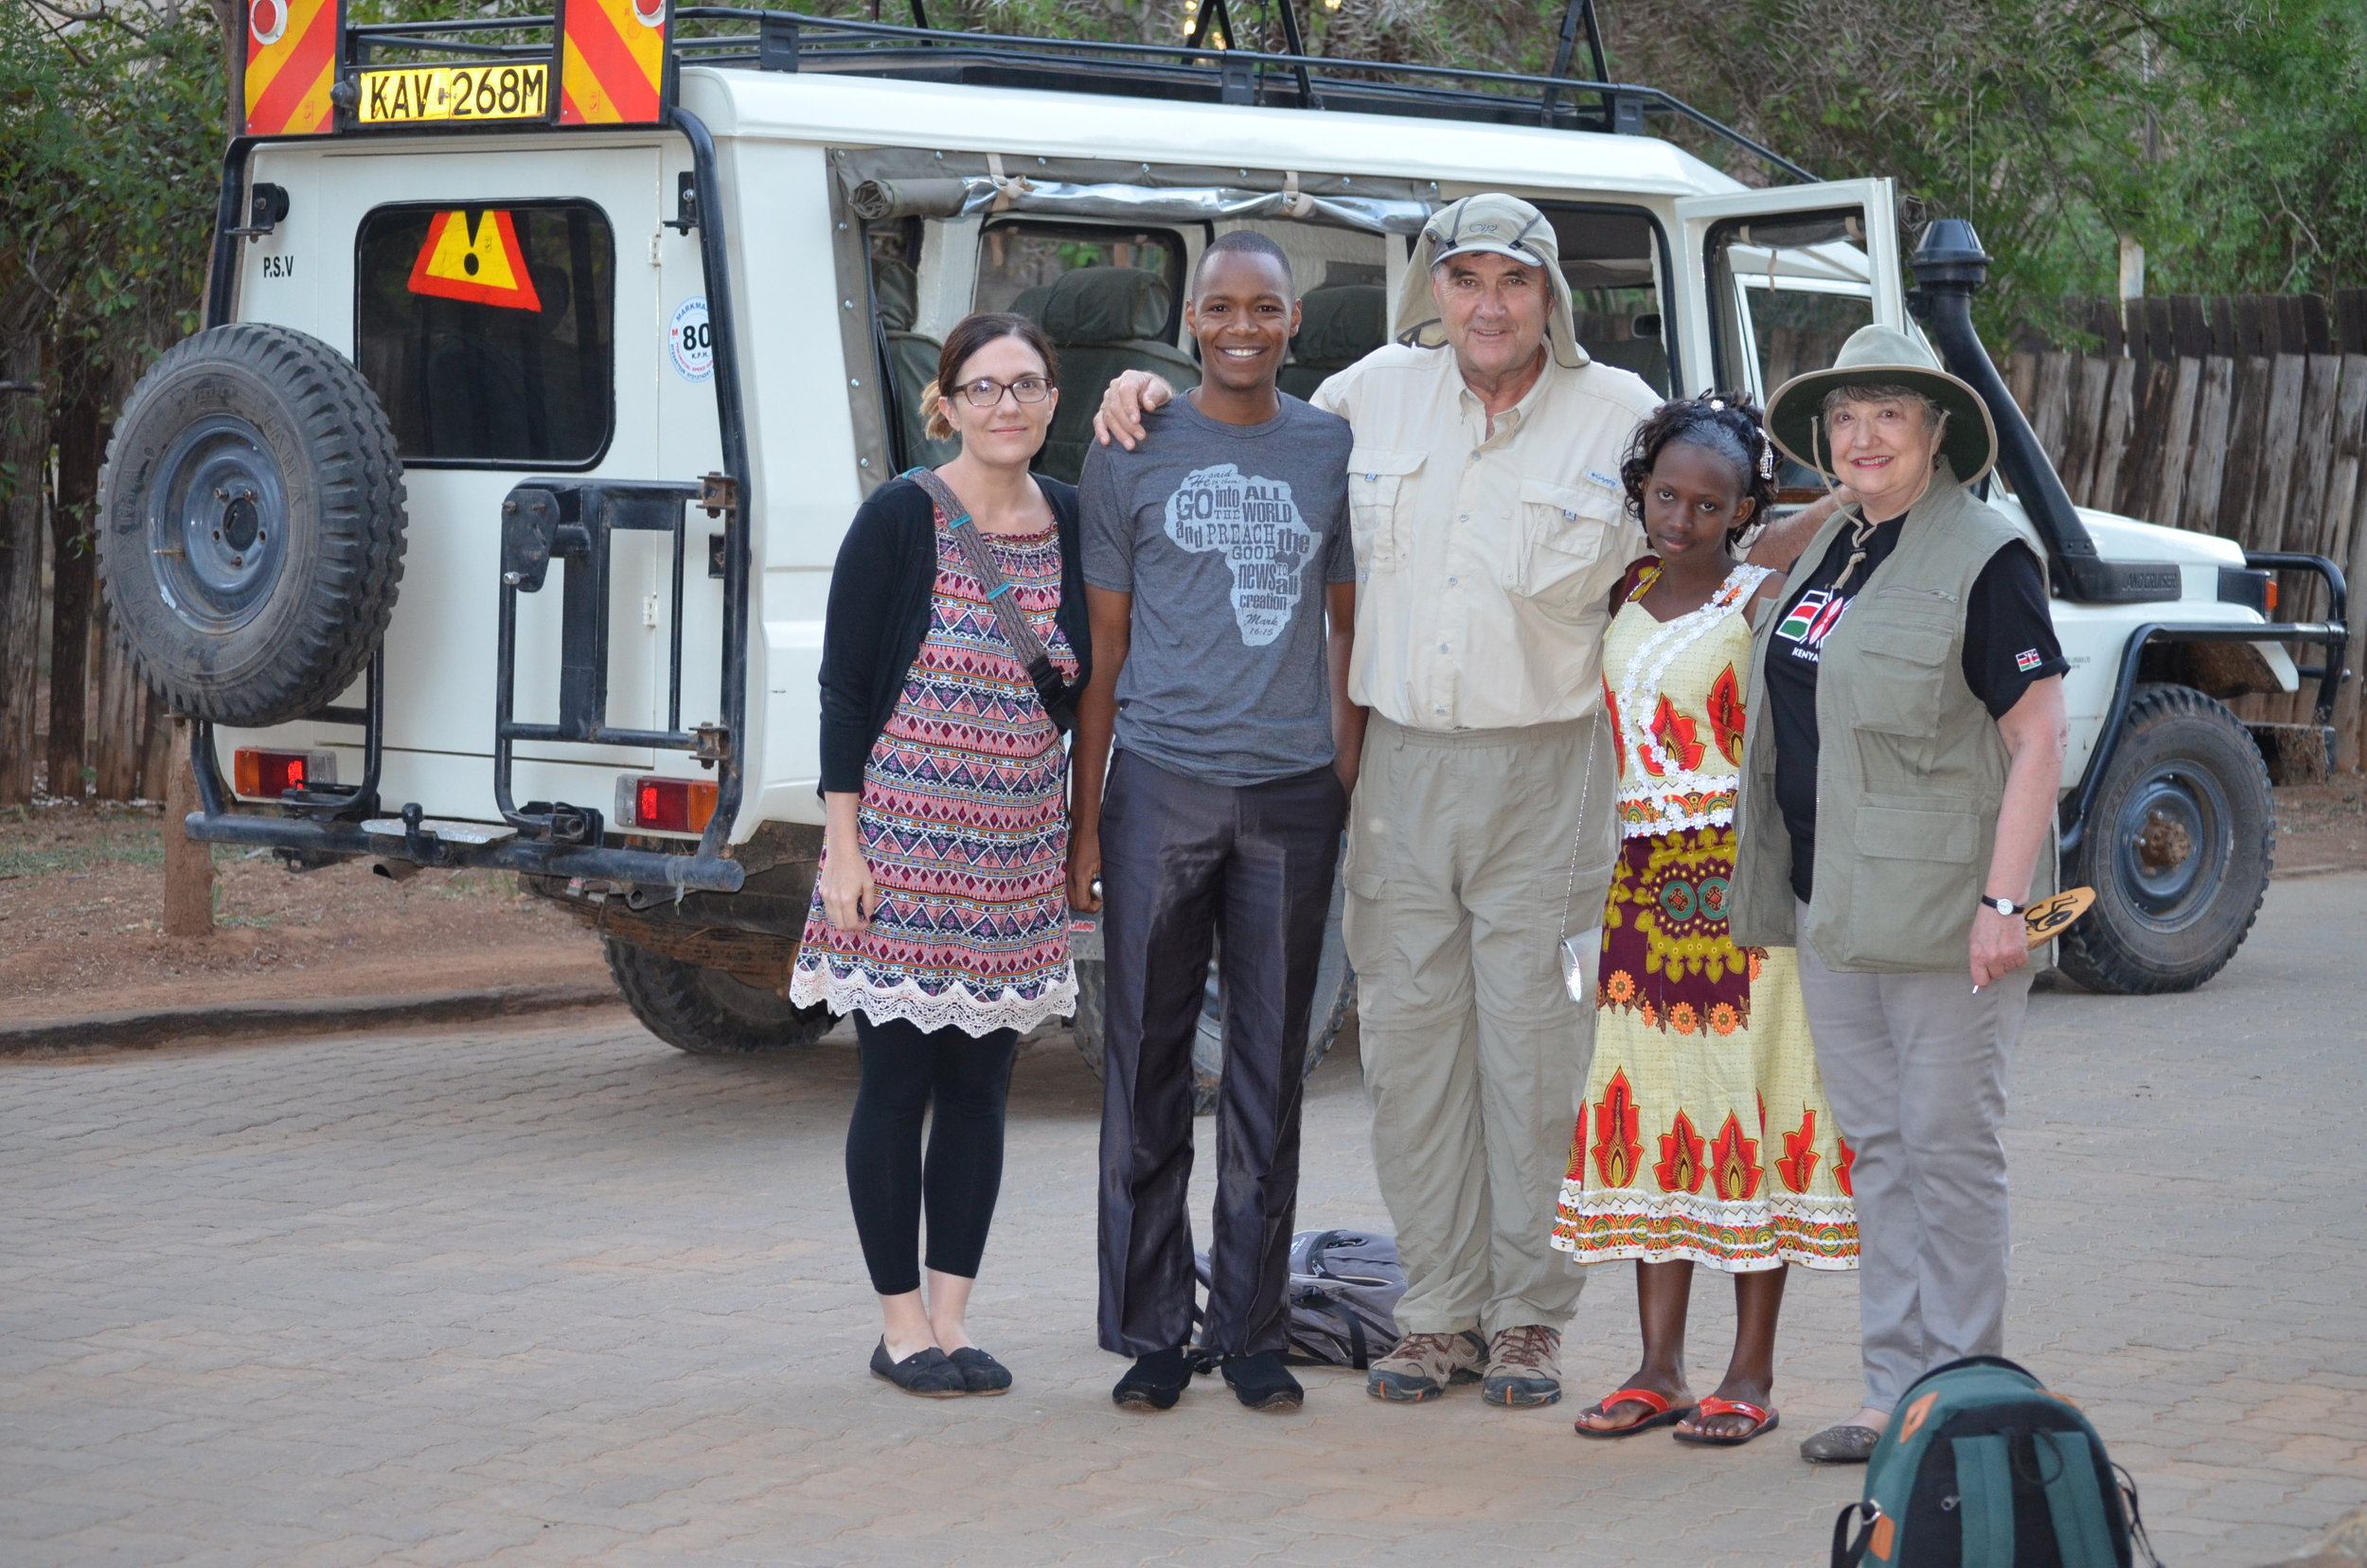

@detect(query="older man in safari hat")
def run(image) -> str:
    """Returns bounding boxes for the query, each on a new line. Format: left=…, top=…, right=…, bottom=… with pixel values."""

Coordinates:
left=1096, top=194, right=1812, bottom=1407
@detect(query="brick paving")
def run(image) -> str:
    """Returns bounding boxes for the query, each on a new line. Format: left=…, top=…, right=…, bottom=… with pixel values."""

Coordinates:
left=4, top=874, right=2363, bottom=1567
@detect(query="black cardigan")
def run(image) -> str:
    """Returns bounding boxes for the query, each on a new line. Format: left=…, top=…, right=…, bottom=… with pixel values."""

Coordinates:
left=816, top=474, right=1092, bottom=795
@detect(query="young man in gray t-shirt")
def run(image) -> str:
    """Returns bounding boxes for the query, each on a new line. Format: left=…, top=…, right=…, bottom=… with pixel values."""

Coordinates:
left=1071, top=232, right=1361, bottom=1416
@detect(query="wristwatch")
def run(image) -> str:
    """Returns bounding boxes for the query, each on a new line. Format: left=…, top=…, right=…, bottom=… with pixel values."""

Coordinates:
left=1977, top=894, right=2025, bottom=917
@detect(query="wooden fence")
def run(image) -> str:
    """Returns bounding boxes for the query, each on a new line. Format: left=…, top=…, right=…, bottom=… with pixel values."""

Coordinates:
left=2003, top=294, right=2367, bottom=768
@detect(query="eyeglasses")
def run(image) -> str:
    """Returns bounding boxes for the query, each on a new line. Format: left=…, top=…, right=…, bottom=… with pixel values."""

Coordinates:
left=952, top=375, right=1055, bottom=408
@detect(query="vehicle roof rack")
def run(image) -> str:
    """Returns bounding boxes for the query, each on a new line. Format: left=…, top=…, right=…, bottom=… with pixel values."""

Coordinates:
left=317, top=5, right=1812, bottom=185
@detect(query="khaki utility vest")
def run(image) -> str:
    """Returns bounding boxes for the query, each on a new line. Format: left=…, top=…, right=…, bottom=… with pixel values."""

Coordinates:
left=1729, top=465, right=2056, bottom=972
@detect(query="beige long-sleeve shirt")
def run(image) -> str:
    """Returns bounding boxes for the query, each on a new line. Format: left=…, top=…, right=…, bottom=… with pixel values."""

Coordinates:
left=1311, top=344, right=1660, bottom=732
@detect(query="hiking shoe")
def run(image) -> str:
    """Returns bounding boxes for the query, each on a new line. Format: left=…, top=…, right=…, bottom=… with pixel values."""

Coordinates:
left=1112, top=1347, right=1192, bottom=1412
left=1220, top=1351, right=1304, bottom=1412
left=1365, top=1329, right=1487, bottom=1402
left=1482, top=1325, right=1564, bottom=1407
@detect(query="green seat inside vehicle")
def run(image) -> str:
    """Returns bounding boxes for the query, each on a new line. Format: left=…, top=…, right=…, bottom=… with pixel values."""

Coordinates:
left=1279, top=283, right=1386, bottom=402
left=1012, top=266, right=1199, bottom=484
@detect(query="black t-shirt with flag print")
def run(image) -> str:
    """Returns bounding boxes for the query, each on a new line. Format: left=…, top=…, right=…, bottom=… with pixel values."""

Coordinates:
left=1765, top=514, right=2068, bottom=902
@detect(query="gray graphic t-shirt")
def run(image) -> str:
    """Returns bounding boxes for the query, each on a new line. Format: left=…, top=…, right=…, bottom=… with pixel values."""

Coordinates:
left=1079, top=393, right=1355, bottom=787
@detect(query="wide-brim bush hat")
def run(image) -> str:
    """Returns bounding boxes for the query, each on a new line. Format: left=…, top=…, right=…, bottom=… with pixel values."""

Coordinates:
left=1766, top=322, right=1997, bottom=487
left=1394, top=192, right=1586, bottom=369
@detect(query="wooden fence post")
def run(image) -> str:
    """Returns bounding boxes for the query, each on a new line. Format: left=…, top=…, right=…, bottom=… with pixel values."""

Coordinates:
left=163, top=715, right=214, bottom=936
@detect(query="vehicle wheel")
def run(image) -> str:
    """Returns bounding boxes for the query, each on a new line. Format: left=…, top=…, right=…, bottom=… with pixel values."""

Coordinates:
left=1068, top=873, right=1355, bottom=1115
left=2056, top=684, right=2274, bottom=995
left=98, top=323, right=406, bottom=727
left=605, top=937, right=834, bottom=1056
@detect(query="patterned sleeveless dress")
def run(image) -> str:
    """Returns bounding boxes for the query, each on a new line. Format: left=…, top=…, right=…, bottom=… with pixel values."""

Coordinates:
left=787, top=503, right=1079, bottom=1037
left=1551, top=560, right=1859, bottom=1272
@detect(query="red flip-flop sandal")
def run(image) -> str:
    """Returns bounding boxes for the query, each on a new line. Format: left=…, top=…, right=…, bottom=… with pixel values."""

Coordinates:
left=1670, top=1395, right=1782, bottom=1447
left=1573, top=1386, right=1698, bottom=1439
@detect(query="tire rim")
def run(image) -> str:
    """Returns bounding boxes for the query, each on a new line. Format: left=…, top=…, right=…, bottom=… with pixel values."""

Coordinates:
left=145, top=414, right=289, bottom=633
left=2112, top=763, right=2229, bottom=932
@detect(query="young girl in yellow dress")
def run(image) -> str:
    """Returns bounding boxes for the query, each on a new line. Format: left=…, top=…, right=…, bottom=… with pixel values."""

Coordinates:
left=1557, top=394, right=1858, bottom=1447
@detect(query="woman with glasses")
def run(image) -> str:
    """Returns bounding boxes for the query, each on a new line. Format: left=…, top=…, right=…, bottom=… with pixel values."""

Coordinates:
left=790, top=312, right=1089, bottom=1398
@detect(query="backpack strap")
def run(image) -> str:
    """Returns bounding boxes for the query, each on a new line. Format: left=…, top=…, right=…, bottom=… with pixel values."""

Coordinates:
left=1953, top=1434, right=2018, bottom=1568
left=1829, top=1502, right=1876, bottom=1568
left=2037, top=1431, right=2119, bottom=1567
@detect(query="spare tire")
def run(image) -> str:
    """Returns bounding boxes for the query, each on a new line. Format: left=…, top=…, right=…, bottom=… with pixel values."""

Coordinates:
left=98, top=324, right=405, bottom=727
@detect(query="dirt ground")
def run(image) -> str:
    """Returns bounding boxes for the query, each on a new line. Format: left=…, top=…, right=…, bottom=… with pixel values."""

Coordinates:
left=0, top=803, right=610, bottom=1024
left=2269, top=779, right=2367, bottom=874
left=5, top=783, right=2364, bottom=1025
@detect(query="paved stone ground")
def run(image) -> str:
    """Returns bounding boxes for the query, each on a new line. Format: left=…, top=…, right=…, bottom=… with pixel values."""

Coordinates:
left=6, top=875, right=2363, bottom=1568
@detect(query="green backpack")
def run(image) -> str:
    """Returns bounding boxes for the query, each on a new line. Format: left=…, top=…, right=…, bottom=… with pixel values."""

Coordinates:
left=1831, top=1357, right=2162, bottom=1568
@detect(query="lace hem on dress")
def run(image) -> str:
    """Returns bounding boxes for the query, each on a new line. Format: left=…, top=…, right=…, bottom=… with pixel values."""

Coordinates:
left=788, top=959, right=1077, bottom=1039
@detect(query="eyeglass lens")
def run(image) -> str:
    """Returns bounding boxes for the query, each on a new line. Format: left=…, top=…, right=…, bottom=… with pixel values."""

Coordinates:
left=958, top=376, right=1053, bottom=407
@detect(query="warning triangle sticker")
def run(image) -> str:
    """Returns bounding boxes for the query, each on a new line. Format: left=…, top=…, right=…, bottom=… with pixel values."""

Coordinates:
left=406, top=209, right=543, bottom=312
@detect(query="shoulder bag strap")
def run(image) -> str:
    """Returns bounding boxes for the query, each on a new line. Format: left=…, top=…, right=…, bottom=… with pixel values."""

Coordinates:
left=903, top=467, right=1056, bottom=669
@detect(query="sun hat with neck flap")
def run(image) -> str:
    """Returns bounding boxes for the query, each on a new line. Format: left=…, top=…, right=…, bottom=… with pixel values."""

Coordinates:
left=1393, top=192, right=1588, bottom=370
left=1765, top=322, right=1998, bottom=488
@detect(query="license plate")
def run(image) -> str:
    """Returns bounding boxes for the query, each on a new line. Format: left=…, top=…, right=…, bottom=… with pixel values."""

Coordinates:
left=356, top=63, right=551, bottom=125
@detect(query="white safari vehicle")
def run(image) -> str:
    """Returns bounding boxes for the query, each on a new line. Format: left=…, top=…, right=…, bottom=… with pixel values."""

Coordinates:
left=102, top=4, right=2346, bottom=1084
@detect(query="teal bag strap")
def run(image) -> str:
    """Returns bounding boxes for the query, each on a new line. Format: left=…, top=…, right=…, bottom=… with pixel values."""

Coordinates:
left=2038, top=1430, right=2120, bottom=1566
left=1953, top=1435, right=2017, bottom=1568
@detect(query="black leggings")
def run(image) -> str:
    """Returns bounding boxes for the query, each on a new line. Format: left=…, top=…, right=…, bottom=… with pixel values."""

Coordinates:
left=845, top=1013, right=1019, bottom=1296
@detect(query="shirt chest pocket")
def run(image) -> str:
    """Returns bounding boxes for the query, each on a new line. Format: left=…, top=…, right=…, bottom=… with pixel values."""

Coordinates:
left=1507, top=478, right=1619, bottom=605
left=1347, top=448, right=1424, bottom=574
left=1844, top=620, right=1955, bottom=738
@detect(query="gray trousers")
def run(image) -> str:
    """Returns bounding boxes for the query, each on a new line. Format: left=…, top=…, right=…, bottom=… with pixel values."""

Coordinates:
left=1794, top=908, right=2033, bottom=1412
left=1342, top=714, right=1614, bottom=1339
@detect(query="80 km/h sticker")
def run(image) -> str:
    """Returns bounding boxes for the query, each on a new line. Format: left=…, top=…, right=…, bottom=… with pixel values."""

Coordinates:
left=669, top=297, right=713, bottom=383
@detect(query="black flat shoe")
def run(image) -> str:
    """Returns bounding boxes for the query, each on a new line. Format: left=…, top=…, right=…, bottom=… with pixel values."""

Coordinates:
left=947, top=1346, right=1012, bottom=1396
left=1112, top=1347, right=1192, bottom=1412
left=1220, top=1350, right=1304, bottom=1412
left=1799, top=1422, right=1883, bottom=1464
left=871, top=1338, right=967, bottom=1399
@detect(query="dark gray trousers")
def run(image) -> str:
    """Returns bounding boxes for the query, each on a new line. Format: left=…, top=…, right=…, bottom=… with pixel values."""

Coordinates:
left=1095, top=750, right=1345, bottom=1358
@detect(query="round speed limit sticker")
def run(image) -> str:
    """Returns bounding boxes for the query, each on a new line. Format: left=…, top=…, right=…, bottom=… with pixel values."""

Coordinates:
left=668, top=296, right=713, bottom=383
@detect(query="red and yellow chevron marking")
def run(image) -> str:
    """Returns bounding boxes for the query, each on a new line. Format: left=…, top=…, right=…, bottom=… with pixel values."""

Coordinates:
left=243, top=0, right=339, bottom=136
left=559, top=0, right=667, bottom=126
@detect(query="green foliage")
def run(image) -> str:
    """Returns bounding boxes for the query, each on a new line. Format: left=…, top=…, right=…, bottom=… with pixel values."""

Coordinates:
left=0, top=1, right=225, bottom=456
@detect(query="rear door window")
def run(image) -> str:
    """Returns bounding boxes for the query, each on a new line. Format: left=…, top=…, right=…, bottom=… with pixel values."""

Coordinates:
left=354, top=200, right=614, bottom=468
left=973, top=223, right=1185, bottom=337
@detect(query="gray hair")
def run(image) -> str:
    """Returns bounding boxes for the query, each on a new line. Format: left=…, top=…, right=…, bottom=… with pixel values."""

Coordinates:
left=1820, top=383, right=1949, bottom=437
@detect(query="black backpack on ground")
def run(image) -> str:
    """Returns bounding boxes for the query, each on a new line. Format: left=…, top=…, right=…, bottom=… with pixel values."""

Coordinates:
left=1191, top=1228, right=1405, bottom=1370
left=1831, top=1356, right=2162, bottom=1568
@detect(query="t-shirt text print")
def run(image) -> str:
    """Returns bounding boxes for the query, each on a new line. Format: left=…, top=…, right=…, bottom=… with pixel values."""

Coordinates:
left=1164, top=463, right=1316, bottom=647
left=1077, top=393, right=1355, bottom=788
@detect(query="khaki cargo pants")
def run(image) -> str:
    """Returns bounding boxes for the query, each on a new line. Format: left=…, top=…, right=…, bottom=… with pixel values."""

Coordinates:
left=1342, top=713, right=1616, bottom=1338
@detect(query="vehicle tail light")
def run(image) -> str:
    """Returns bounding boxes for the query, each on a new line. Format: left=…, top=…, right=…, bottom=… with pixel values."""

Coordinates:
left=232, top=747, right=335, bottom=799
left=619, top=774, right=717, bottom=833
left=2265, top=579, right=2279, bottom=614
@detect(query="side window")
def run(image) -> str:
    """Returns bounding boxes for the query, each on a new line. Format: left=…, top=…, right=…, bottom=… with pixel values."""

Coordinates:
left=1706, top=210, right=1874, bottom=401
left=354, top=201, right=614, bottom=468
left=1539, top=205, right=1672, bottom=397
left=972, top=223, right=1185, bottom=338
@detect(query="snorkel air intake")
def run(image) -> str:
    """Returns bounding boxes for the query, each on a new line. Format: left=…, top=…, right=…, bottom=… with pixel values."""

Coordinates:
left=1910, top=219, right=2179, bottom=604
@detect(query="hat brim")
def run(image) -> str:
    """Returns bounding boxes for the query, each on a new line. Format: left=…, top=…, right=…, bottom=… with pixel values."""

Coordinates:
left=1766, top=362, right=1998, bottom=488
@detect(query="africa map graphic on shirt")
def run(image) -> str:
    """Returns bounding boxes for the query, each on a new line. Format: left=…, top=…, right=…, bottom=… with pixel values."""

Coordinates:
left=1163, top=463, right=1316, bottom=646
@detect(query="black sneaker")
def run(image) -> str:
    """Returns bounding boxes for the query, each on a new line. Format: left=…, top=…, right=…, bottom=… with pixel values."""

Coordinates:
left=1220, top=1350, right=1304, bottom=1412
left=1112, top=1347, right=1192, bottom=1412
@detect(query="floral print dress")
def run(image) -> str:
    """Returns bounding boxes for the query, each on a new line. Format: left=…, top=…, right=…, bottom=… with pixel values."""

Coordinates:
left=1551, top=561, right=1859, bottom=1272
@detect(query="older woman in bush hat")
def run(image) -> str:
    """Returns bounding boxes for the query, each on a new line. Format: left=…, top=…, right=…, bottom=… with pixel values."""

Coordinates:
left=1727, top=324, right=2069, bottom=1464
